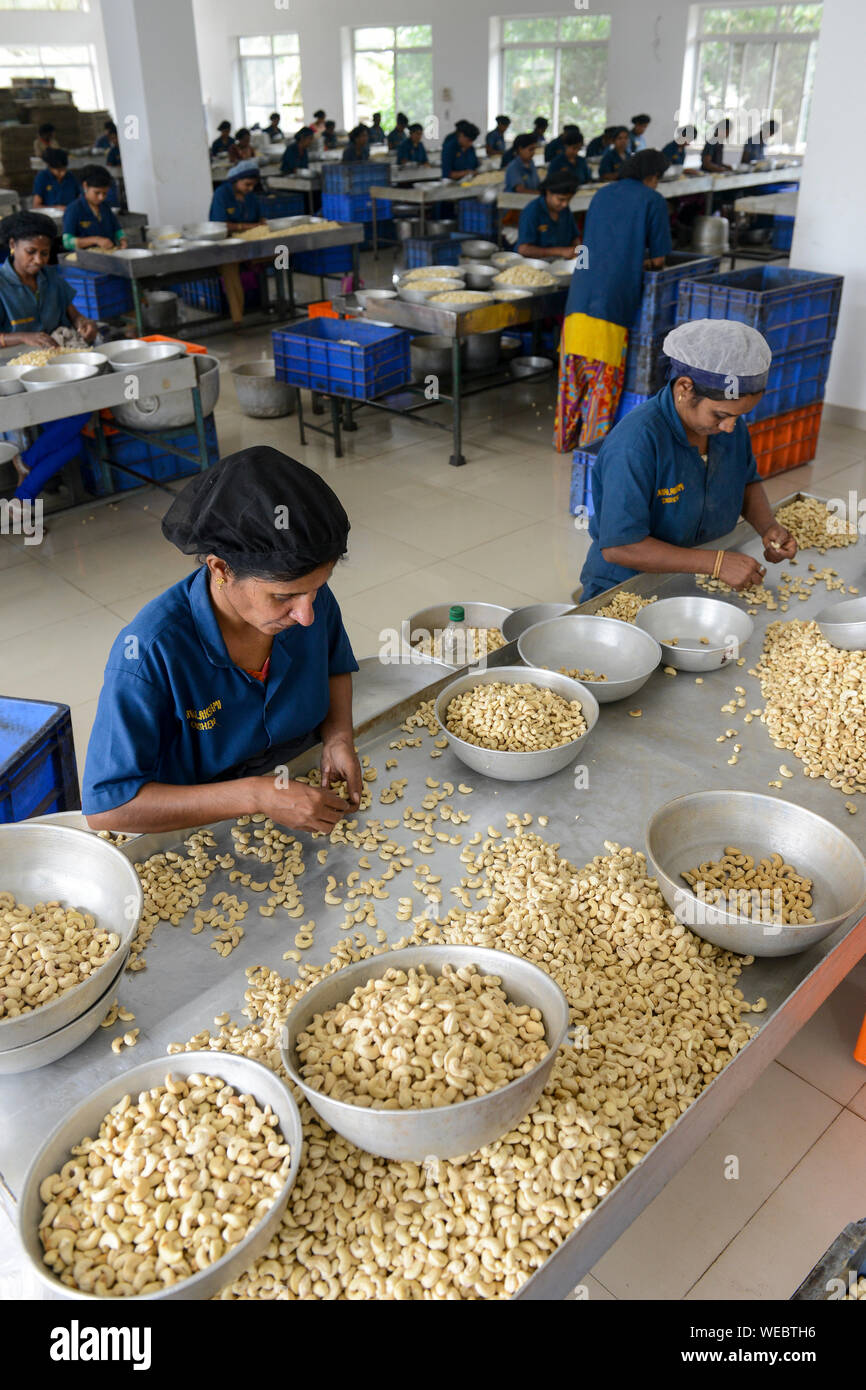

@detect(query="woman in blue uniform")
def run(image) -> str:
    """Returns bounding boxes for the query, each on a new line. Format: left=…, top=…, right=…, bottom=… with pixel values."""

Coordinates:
left=702, top=120, right=733, bottom=172
left=209, top=161, right=266, bottom=231
left=368, top=113, right=386, bottom=146
left=485, top=115, right=510, bottom=157
left=442, top=121, right=479, bottom=179
left=503, top=134, right=539, bottom=193
left=661, top=124, right=697, bottom=167
left=397, top=123, right=429, bottom=166
left=556, top=150, right=672, bottom=451
left=342, top=126, right=370, bottom=163
left=62, top=166, right=128, bottom=251
left=579, top=320, right=797, bottom=600
left=629, top=115, right=651, bottom=152
left=599, top=127, right=630, bottom=180
left=516, top=172, right=579, bottom=258
left=546, top=128, right=590, bottom=185
left=32, top=148, right=80, bottom=208
left=280, top=127, right=313, bottom=175
left=83, top=447, right=362, bottom=836
left=388, top=113, right=408, bottom=149
left=211, top=121, right=235, bottom=158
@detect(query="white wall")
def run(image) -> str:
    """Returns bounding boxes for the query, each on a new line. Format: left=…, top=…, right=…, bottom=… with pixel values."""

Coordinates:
left=0, top=0, right=115, bottom=116
left=790, top=0, right=866, bottom=423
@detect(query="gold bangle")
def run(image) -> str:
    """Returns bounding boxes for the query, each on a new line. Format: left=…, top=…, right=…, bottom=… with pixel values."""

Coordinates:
left=712, top=550, right=725, bottom=580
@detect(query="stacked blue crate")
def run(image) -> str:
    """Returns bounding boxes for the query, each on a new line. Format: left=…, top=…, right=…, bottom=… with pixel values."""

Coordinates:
left=273, top=319, right=410, bottom=400
left=292, top=245, right=353, bottom=275
left=261, top=193, right=305, bottom=218
left=569, top=439, right=604, bottom=519
left=0, top=697, right=79, bottom=823
left=60, top=265, right=132, bottom=318
left=457, top=199, right=498, bottom=237
left=405, top=238, right=462, bottom=269
left=80, top=416, right=220, bottom=497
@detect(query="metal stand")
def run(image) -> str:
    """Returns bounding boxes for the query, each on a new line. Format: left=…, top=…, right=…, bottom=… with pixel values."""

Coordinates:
left=450, top=338, right=465, bottom=467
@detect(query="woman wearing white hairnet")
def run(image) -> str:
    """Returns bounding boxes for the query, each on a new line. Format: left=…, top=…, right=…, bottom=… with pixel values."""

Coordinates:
left=579, top=319, right=797, bottom=601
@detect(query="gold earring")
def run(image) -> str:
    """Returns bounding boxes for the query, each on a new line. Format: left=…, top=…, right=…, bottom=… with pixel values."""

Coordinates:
left=216, top=577, right=225, bottom=589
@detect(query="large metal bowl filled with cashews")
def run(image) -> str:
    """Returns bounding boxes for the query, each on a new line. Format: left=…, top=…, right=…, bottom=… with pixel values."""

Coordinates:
left=816, top=596, right=866, bottom=651
left=518, top=614, right=662, bottom=703
left=281, top=945, right=570, bottom=1161
left=645, top=791, right=866, bottom=958
left=634, top=595, right=755, bottom=671
left=0, top=825, right=143, bottom=1052
left=17, top=1052, right=304, bottom=1301
left=435, top=665, right=600, bottom=782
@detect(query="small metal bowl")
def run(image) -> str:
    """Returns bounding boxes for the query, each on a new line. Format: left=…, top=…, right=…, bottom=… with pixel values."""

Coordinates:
left=108, top=342, right=186, bottom=372
left=0, top=825, right=143, bottom=1050
left=458, top=261, right=498, bottom=289
left=816, top=596, right=866, bottom=651
left=499, top=334, right=523, bottom=361
left=54, top=351, right=108, bottom=372
left=182, top=221, right=228, bottom=242
left=518, top=614, right=662, bottom=703
left=18, top=1052, right=304, bottom=1300
left=459, top=238, right=497, bottom=260
left=97, top=338, right=150, bottom=363
left=435, top=665, right=599, bottom=781
left=509, top=355, right=555, bottom=378
left=502, top=603, right=576, bottom=642
left=0, top=365, right=25, bottom=395
left=405, top=601, right=513, bottom=667
left=645, top=791, right=866, bottom=958
left=494, top=287, right=534, bottom=302
left=634, top=595, right=755, bottom=670
left=356, top=288, right=397, bottom=309
left=0, top=955, right=128, bottom=1076
left=20, top=363, right=101, bottom=391
left=281, top=945, right=569, bottom=1161
left=491, top=251, right=522, bottom=270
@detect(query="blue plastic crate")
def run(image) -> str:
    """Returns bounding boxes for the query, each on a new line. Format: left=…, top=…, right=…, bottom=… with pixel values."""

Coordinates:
left=60, top=266, right=132, bottom=319
left=322, top=191, right=392, bottom=223
left=322, top=163, right=391, bottom=195
left=676, top=266, right=843, bottom=352
left=772, top=216, right=794, bottom=252
left=457, top=198, right=498, bottom=237
left=747, top=339, right=834, bottom=422
left=80, top=416, right=220, bottom=497
left=631, top=253, right=722, bottom=335
left=405, top=237, right=462, bottom=269
left=273, top=318, right=410, bottom=401
left=170, top=277, right=226, bottom=314
left=624, top=331, right=669, bottom=394
left=614, top=388, right=652, bottom=424
left=0, top=697, right=79, bottom=823
left=262, top=193, right=305, bottom=218
left=570, top=439, right=603, bottom=518
left=291, top=244, right=353, bottom=275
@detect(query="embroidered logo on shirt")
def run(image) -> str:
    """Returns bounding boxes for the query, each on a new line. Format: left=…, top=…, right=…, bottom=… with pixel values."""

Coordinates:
left=186, top=699, right=222, bottom=731
left=657, top=483, right=684, bottom=504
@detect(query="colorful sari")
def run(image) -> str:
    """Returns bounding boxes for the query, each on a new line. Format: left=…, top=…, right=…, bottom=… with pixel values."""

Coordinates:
left=554, top=312, right=629, bottom=452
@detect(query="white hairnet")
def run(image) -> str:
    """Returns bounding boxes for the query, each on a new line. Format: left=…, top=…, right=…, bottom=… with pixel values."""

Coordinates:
left=663, top=319, right=772, bottom=390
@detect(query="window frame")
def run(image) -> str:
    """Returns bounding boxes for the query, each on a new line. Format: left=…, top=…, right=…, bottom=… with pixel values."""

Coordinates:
left=350, top=24, right=433, bottom=129
left=0, top=40, right=100, bottom=106
left=237, top=32, right=304, bottom=131
left=497, top=12, right=611, bottom=135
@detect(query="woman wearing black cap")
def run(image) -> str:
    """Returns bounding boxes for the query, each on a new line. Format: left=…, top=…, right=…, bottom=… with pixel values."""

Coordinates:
left=83, top=448, right=361, bottom=836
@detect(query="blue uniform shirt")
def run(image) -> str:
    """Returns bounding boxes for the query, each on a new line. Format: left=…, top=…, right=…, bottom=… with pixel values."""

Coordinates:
left=586, top=135, right=607, bottom=157
left=504, top=157, right=539, bottom=192
left=662, top=140, right=686, bottom=166
left=546, top=152, right=590, bottom=185
left=33, top=168, right=80, bottom=207
left=442, top=141, right=478, bottom=178
left=544, top=136, right=564, bottom=162
left=565, top=179, right=671, bottom=328
left=500, top=146, right=517, bottom=169
left=106, top=145, right=121, bottom=167
left=517, top=194, right=577, bottom=249
left=82, top=569, right=359, bottom=815
left=486, top=127, right=505, bottom=153
left=95, top=134, right=112, bottom=152
left=62, top=195, right=122, bottom=245
left=396, top=138, right=428, bottom=165
left=209, top=181, right=263, bottom=224
left=341, top=144, right=369, bottom=162
left=0, top=257, right=76, bottom=335
left=629, top=131, right=647, bottom=153
left=387, top=126, right=406, bottom=149
left=280, top=142, right=309, bottom=174
left=579, top=384, right=761, bottom=599
left=702, top=140, right=726, bottom=166
left=368, top=124, right=386, bottom=145
left=599, top=146, right=626, bottom=178
left=741, top=137, right=764, bottom=164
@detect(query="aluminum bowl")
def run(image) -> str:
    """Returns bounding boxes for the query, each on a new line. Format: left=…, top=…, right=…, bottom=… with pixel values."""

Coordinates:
left=96, top=338, right=150, bottom=363
left=0, top=365, right=25, bottom=395
left=0, top=825, right=143, bottom=1050
left=426, top=219, right=456, bottom=237
left=518, top=614, right=662, bottom=703
left=502, top=602, right=577, bottom=643
left=410, top=334, right=462, bottom=380
left=182, top=221, right=228, bottom=242
left=355, top=289, right=397, bottom=310
left=147, top=224, right=183, bottom=243
left=281, top=945, right=569, bottom=1161
left=108, top=341, right=186, bottom=372
left=0, top=955, right=128, bottom=1076
left=548, top=257, right=578, bottom=279
left=112, top=248, right=152, bottom=260
left=428, top=290, right=495, bottom=312
left=405, top=601, right=513, bottom=667
left=491, top=251, right=522, bottom=270
left=435, top=664, right=599, bottom=782
left=645, top=791, right=866, bottom=958
left=458, top=260, right=498, bottom=289
left=25, top=810, right=140, bottom=843
left=54, top=351, right=107, bottom=372
left=459, top=239, right=497, bottom=260
left=816, top=596, right=866, bottom=651
left=634, top=595, right=755, bottom=670
left=18, top=1052, right=304, bottom=1301
left=397, top=282, right=458, bottom=305
left=20, top=363, right=100, bottom=391
left=509, top=355, right=555, bottom=378
left=494, top=287, right=534, bottom=302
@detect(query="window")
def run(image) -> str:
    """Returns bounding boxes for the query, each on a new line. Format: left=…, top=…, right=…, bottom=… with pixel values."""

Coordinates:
left=0, top=43, right=100, bottom=108
left=352, top=26, right=433, bottom=130
left=692, top=4, right=822, bottom=151
left=0, top=1, right=88, bottom=9
left=239, top=34, right=304, bottom=132
left=500, top=14, right=610, bottom=139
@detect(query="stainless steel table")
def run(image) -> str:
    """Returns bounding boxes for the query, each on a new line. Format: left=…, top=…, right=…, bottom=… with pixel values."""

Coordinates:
left=266, top=172, right=321, bottom=215
left=370, top=181, right=484, bottom=249
left=498, top=166, right=803, bottom=218
left=1, top=496, right=863, bottom=1301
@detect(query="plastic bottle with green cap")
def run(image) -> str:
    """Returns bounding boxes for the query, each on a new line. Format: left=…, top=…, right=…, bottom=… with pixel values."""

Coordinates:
left=442, top=605, right=465, bottom=666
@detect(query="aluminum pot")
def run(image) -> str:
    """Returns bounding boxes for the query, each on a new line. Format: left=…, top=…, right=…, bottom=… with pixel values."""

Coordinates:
left=464, top=328, right=502, bottom=372
left=692, top=214, right=730, bottom=253
left=460, top=261, right=498, bottom=291
left=426, top=218, right=456, bottom=236
left=410, top=334, right=461, bottom=381
left=395, top=218, right=421, bottom=241
left=142, top=290, right=180, bottom=334
left=281, top=945, right=570, bottom=1161
left=232, top=361, right=296, bottom=418
left=509, top=355, right=554, bottom=378
left=111, top=354, right=220, bottom=431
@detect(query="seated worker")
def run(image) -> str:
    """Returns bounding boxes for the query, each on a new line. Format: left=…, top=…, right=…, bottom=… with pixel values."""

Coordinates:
left=504, top=134, right=540, bottom=193
left=265, top=113, right=284, bottom=143
left=578, top=319, right=796, bottom=602
left=322, top=119, right=338, bottom=150
left=342, top=125, right=370, bottom=163
left=544, top=125, right=569, bottom=162
left=599, top=127, right=631, bottom=180
left=310, top=110, right=327, bottom=136
left=742, top=118, right=778, bottom=164
left=62, top=166, right=128, bottom=251
left=629, top=114, right=651, bottom=152
left=209, top=160, right=266, bottom=230
left=397, top=123, right=429, bottom=167
left=0, top=211, right=97, bottom=507
left=532, top=116, right=549, bottom=145
left=586, top=126, right=615, bottom=158
left=547, top=127, right=590, bottom=185
left=32, top=148, right=80, bottom=208
left=517, top=171, right=579, bottom=259
left=230, top=129, right=256, bottom=165
left=702, top=120, right=733, bottom=172
left=442, top=120, right=479, bottom=180
left=280, top=126, right=313, bottom=174
left=94, top=120, right=114, bottom=153
left=104, top=122, right=122, bottom=168
left=211, top=121, right=235, bottom=157
left=83, top=447, right=362, bottom=837
left=662, top=123, right=697, bottom=167
left=33, top=123, right=59, bottom=161
left=485, top=115, right=510, bottom=158
left=388, top=113, right=409, bottom=149
left=368, top=112, right=387, bottom=145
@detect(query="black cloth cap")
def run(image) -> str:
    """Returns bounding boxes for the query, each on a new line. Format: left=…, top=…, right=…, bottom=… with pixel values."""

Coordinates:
left=162, top=446, right=350, bottom=577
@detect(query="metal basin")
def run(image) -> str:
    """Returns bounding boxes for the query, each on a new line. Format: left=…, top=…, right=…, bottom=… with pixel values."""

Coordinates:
left=634, top=595, right=755, bottom=670
left=232, top=361, right=296, bottom=418
left=0, top=365, right=25, bottom=395
left=502, top=602, right=577, bottom=642
left=435, top=664, right=600, bottom=781
left=491, top=251, right=522, bottom=270
left=397, top=267, right=463, bottom=284
left=509, top=355, right=554, bottom=378
left=356, top=289, right=397, bottom=310
left=645, top=791, right=866, bottom=958
left=459, top=239, right=497, bottom=260
left=182, top=220, right=228, bottom=242
left=281, top=945, right=569, bottom=1161
left=18, top=1052, right=303, bottom=1300
left=398, top=281, right=466, bottom=305
left=141, top=290, right=179, bottom=334
left=108, top=341, right=186, bottom=372
left=460, top=261, right=498, bottom=291
left=464, top=328, right=502, bottom=372
left=410, top=334, right=461, bottom=380
left=499, top=334, right=523, bottom=360
left=147, top=224, right=183, bottom=244
left=111, top=353, right=220, bottom=431
left=816, top=596, right=866, bottom=651
left=494, top=287, right=534, bottom=302
left=112, top=247, right=152, bottom=260
left=97, top=338, right=150, bottom=363
left=405, top=601, right=513, bottom=667
left=428, top=290, right=494, bottom=311
left=518, top=614, right=662, bottom=703
left=0, top=956, right=128, bottom=1076
left=55, top=351, right=107, bottom=372
left=395, top=218, right=421, bottom=241
left=20, top=363, right=100, bottom=391
left=426, top=219, right=456, bottom=236
left=0, top=825, right=143, bottom=1051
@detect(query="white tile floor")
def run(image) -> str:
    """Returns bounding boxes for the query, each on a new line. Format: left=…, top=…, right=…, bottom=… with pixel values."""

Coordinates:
left=2, top=255, right=866, bottom=1299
